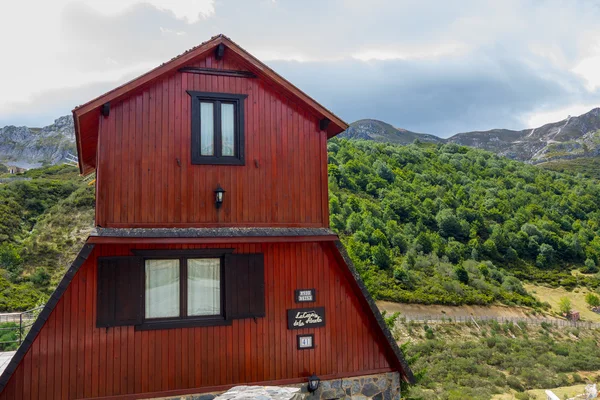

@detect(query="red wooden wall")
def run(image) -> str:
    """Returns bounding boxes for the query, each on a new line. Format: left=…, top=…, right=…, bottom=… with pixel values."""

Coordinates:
left=95, top=51, right=330, bottom=228
left=0, top=242, right=394, bottom=400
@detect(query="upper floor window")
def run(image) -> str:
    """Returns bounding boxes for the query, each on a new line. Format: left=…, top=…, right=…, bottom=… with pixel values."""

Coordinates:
left=188, top=91, right=247, bottom=165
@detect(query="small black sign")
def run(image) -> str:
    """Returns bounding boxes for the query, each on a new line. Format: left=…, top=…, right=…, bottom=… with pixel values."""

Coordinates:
left=297, top=334, right=315, bottom=349
left=287, top=307, right=326, bottom=330
left=294, top=289, right=316, bottom=303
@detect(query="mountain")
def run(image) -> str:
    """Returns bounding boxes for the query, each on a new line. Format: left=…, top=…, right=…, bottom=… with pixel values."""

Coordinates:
left=342, top=108, right=600, bottom=168
left=448, top=108, right=600, bottom=163
left=0, top=115, right=76, bottom=169
left=339, top=119, right=443, bottom=145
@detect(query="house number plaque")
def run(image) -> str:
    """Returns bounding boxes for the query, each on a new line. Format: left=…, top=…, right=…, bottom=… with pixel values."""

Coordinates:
left=294, top=289, right=316, bottom=303
left=287, top=307, right=326, bottom=329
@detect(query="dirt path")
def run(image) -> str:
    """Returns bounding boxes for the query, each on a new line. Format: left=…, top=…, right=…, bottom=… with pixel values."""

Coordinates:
left=377, top=301, right=551, bottom=320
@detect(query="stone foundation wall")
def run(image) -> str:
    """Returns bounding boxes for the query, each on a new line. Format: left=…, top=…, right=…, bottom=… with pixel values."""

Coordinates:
left=306, top=372, right=401, bottom=400
left=154, top=372, right=401, bottom=400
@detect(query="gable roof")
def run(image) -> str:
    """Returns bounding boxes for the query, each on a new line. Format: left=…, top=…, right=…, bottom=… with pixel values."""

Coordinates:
left=0, top=243, right=96, bottom=393
left=73, top=34, right=349, bottom=175
left=0, top=237, right=413, bottom=395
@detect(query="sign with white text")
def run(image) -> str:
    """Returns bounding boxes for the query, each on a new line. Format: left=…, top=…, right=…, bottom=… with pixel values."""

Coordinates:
left=294, top=289, right=316, bottom=303
left=287, top=307, right=326, bottom=330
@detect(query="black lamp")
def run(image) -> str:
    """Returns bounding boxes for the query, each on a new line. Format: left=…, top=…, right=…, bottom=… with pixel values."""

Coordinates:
left=214, top=184, right=225, bottom=209
left=307, top=374, right=320, bottom=393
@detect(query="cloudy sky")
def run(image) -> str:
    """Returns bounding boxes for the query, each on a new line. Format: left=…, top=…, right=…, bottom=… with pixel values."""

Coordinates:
left=2, top=0, right=600, bottom=137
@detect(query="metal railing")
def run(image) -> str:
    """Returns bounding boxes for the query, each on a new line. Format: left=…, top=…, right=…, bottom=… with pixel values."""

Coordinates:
left=0, top=306, right=43, bottom=350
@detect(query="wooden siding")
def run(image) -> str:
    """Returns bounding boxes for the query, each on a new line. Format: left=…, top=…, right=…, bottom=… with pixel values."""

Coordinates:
left=0, top=242, right=394, bottom=400
left=95, top=51, right=330, bottom=229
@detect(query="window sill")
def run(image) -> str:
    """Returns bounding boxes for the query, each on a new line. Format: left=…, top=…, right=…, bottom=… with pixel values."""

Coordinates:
left=191, top=157, right=245, bottom=166
left=135, top=317, right=232, bottom=331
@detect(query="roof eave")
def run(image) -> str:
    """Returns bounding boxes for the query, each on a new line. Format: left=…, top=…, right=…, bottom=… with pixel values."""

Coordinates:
left=72, top=34, right=349, bottom=172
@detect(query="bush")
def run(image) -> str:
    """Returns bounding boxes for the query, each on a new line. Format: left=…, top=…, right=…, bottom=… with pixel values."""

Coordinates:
left=559, top=297, right=572, bottom=315
left=585, top=293, right=600, bottom=307
left=507, top=376, right=525, bottom=392
left=425, top=327, right=434, bottom=339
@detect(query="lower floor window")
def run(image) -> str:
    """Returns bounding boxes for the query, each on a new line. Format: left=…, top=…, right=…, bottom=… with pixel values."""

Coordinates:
left=96, top=250, right=264, bottom=330
left=144, top=257, right=221, bottom=320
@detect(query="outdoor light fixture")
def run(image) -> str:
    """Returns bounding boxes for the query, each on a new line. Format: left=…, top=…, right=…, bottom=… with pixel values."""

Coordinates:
left=214, top=184, right=225, bottom=209
left=307, top=374, right=320, bottom=393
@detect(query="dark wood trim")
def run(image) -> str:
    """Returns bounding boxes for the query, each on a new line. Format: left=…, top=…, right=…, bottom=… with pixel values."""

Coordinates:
left=188, top=91, right=247, bottom=166
left=88, top=236, right=338, bottom=245
left=131, top=249, right=234, bottom=257
left=98, top=222, right=328, bottom=228
left=87, top=369, right=395, bottom=400
left=135, top=317, right=231, bottom=331
left=179, top=67, right=257, bottom=78
left=135, top=248, right=232, bottom=330
left=0, top=243, right=96, bottom=393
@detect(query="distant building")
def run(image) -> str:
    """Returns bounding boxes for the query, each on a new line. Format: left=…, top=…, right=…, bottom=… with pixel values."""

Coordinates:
left=570, top=310, right=580, bottom=321
left=6, top=166, right=26, bottom=174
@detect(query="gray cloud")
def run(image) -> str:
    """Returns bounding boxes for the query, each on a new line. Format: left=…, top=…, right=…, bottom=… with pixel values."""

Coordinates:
left=4, top=0, right=600, bottom=135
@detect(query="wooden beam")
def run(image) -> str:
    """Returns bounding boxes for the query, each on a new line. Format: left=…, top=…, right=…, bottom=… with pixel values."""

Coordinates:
left=87, top=235, right=339, bottom=245
left=178, top=67, right=257, bottom=79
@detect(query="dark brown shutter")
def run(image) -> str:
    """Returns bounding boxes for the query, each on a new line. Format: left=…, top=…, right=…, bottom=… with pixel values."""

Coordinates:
left=97, top=256, right=143, bottom=328
left=224, top=253, right=265, bottom=319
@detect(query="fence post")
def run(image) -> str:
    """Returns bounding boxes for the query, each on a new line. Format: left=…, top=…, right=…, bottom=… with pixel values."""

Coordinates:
left=19, top=312, right=22, bottom=345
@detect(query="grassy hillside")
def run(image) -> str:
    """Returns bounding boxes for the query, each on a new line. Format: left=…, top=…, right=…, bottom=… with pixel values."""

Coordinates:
left=0, top=165, right=94, bottom=311
left=391, top=314, right=600, bottom=399
left=538, top=157, right=600, bottom=179
left=328, top=139, right=600, bottom=307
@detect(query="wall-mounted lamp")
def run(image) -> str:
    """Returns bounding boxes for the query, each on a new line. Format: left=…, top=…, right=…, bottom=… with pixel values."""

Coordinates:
left=307, top=374, right=320, bottom=393
left=214, top=184, right=225, bottom=209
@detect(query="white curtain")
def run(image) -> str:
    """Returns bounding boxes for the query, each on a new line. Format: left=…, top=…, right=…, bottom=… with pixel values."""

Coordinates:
left=200, top=102, right=214, bottom=155
left=221, top=103, right=235, bottom=156
left=187, top=258, right=221, bottom=316
left=145, top=259, right=180, bottom=319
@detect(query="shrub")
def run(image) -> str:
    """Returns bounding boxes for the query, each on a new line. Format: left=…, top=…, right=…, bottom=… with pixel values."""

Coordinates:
left=425, top=327, right=434, bottom=340
left=559, top=297, right=572, bottom=316
left=585, top=293, right=600, bottom=307
left=572, top=373, right=584, bottom=383
left=454, top=265, right=469, bottom=284
left=507, top=376, right=525, bottom=392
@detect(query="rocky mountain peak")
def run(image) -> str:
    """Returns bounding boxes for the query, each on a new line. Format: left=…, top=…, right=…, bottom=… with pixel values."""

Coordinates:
left=0, top=115, right=75, bottom=169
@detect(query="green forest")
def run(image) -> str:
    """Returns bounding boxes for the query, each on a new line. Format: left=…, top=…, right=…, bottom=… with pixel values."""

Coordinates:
left=328, top=139, right=600, bottom=307
left=1, top=139, right=600, bottom=313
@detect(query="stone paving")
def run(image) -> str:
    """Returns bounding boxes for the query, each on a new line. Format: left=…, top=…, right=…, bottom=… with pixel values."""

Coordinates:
left=0, top=352, right=15, bottom=376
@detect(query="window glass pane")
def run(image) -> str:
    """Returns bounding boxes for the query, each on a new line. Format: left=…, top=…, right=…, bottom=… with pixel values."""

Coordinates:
left=200, top=102, right=214, bottom=156
left=188, top=258, right=221, bottom=316
left=221, top=103, right=235, bottom=156
left=145, top=259, right=180, bottom=319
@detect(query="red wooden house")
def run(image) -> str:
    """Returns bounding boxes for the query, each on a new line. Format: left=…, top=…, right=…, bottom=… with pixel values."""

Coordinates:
left=0, top=35, right=413, bottom=400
